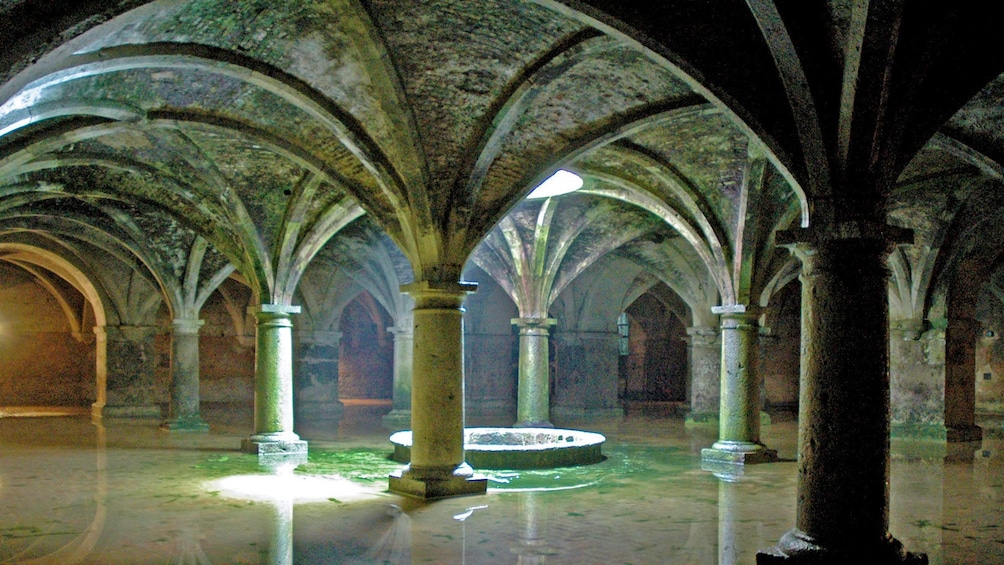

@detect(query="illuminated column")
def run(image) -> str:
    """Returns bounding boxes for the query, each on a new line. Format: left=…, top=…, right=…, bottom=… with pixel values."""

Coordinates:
left=758, top=234, right=925, bottom=564
left=382, top=323, right=414, bottom=431
left=161, top=318, right=209, bottom=432
left=92, top=326, right=108, bottom=420
left=242, top=304, right=307, bottom=456
left=685, top=325, right=721, bottom=426
left=389, top=280, right=487, bottom=499
left=703, top=307, right=776, bottom=465
left=513, top=317, right=557, bottom=428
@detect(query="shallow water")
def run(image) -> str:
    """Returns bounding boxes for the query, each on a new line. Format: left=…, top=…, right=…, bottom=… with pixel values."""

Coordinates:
left=0, top=405, right=1001, bottom=564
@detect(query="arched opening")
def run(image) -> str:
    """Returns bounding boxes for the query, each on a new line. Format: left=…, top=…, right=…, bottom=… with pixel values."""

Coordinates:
left=337, top=291, right=394, bottom=403
left=0, top=244, right=108, bottom=416
left=619, top=290, right=688, bottom=405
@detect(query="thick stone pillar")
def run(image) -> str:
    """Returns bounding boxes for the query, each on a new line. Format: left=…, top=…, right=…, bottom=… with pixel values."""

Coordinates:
left=102, top=324, right=161, bottom=418
left=703, top=307, right=777, bottom=465
left=382, top=324, right=414, bottom=431
left=684, top=326, right=721, bottom=426
left=889, top=322, right=947, bottom=439
left=758, top=235, right=926, bottom=564
left=388, top=281, right=487, bottom=499
left=295, top=330, right=344, bottom=420
left=513, top=317, right=557, bottom=428
left=161, top=319, right=209, bottom=432
left=241, top=305, right=307, bottom=457
left=944, top=317, right=983, bottom=442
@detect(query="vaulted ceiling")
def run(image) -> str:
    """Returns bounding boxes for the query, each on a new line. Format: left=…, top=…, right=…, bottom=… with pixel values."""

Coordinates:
left=1, top=1, right=1003, bottom=323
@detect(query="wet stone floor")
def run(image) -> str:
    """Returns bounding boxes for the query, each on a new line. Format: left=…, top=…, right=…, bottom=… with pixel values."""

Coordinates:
left=1, top=404, right=1002, bottom=564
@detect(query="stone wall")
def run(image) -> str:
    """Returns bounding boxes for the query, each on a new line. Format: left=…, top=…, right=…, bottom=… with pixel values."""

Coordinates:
left=0, top=270, right=94, bottom=406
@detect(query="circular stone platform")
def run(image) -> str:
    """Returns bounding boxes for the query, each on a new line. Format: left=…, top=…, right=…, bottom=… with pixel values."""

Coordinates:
left=389, top=427, right=606, bottom=469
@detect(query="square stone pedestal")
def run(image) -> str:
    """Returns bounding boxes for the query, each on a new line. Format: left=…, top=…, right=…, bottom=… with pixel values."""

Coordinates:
left=702, top=444, right=778, bottom=465
left=241, top=437, right=308, bottom=456
left=389, top=469, right=488, bottom=499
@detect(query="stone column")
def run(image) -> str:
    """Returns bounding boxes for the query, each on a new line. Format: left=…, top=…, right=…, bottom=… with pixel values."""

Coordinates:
left=161, top=318, right=209, bottom=432
left=241, top=304, right=307, bottom=457
left=92, top=326, right=108, bottom=420
left=703, top=307, right=776, bottom=465
left=102, top=324, right=161, bottom=418
left=944, top=317, right=983, bottom=442
left=758, top=235, right=926, bottom=564
left=295, top=330, right=344, bottom=420
left=684, top=326, right=721, bottom=426
left=389, top=281, right=487, bottom=499
left=889, top=322, right=947, bottom=439
left=382, top=324, right=414, bottom=431
left=513, top=317, right=557, bottom=428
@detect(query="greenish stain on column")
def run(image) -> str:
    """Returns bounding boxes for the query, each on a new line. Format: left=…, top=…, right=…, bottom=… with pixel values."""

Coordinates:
left=161, top=318, right=209, bottom=432
left=513, top=317, right=556, bottom=428
left=702, top=306, right=776, bottom=465
left=382, top=324, right=414, bottom=431
left=388, top=281, right=486, bottom=499
left=242, top=304, right=306, bottom=456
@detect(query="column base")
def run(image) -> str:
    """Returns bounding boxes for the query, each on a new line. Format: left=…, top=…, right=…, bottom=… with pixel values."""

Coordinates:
left=891, top=423, right=948, bottom=440
left=702, top=440, right=778, bottom=465
left=381, top=409, right=411, bottom=432
left=388, top=463, right=487, bottom=500
left=160, top=416, right=210, bottom=432
left=241, top=433, right=308, bottom=456
left=947, top=424, right=983, bottom=443
left=514, top=419, right=554, bottom=428
left=757, top=529, right=927, bottom=564
left=684, top=411, right=720, bottom=427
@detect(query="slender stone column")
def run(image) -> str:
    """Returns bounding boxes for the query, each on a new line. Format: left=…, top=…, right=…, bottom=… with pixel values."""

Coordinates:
left=382, top=324, right=414, bottom=431
left=91, top=326, right=108, bottom=420
left=758, top=235, right=926, bottom=564
left=241, top=304, right=307, bottom=456
left=703, top=307, right=776, bottom=465
left=684, top=326, right=721, bottom=426
left=513, top=317, right=557, bottom=428
left=161, top=318, right=209, bottom=432
left=389, top=280, right=487, bottom=499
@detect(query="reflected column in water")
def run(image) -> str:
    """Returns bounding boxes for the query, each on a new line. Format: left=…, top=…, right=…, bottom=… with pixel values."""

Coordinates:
left=511, top=491, right=553, bottom=563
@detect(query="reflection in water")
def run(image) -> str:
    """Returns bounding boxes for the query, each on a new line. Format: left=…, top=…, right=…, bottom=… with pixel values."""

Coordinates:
left=350, top=504, right=411, bottom=564
left=3, top=413, right=1003, bottom=563
left=512, top=492, right=550, bottom=564
left=8, top=419, right=108, bottom=565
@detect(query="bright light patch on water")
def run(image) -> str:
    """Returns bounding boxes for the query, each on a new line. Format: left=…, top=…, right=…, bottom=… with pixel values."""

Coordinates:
left=526, top=170, right=583, bottom=199
left=207, top=471, right=384, bottom=503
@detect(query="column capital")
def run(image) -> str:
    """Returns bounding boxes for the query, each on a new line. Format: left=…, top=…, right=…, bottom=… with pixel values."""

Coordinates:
left=511, top=317, right=557, bottom=328
left=776, top=221, right=913, bottom=248
left=171, top=318, right=205, bottom=335
left=402, top=280, right=477, bottom=308
left=248, top=303, right=301, bottom=317
left=388, top=325, right=414, bottom=337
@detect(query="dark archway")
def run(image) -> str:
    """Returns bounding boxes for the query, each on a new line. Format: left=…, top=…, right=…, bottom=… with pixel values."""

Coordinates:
left=620, top=286, right=688, bottom=404
left=337, top=291, right=394, bottom=401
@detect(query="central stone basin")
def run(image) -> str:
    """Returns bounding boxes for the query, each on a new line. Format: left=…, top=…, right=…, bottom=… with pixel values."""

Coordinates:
left=389, top=427, right=606, bottom=470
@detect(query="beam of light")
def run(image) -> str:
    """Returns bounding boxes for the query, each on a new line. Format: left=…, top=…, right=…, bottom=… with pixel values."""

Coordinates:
left=526, top=170, right=583, bottom=199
